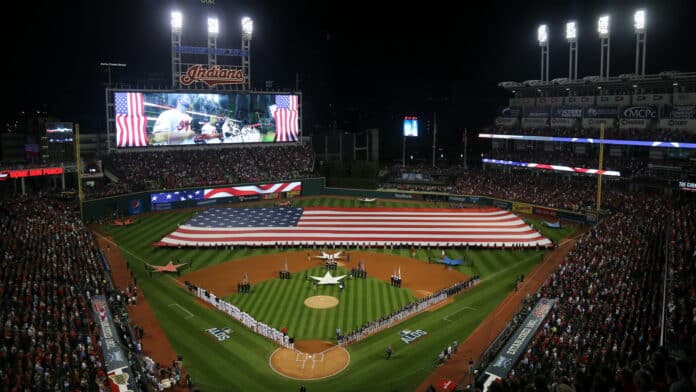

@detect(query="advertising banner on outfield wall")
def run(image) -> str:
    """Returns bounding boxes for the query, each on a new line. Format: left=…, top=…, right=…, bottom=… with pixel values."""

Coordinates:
left=512, top=203, right=533, bottom=214
left=658, top=119, right=696, bottom=131
left=494, top=200, right=512, bottom=210
left=582, top=118, right=616, bottom=129
left=91, top=296, right=136, bottom=391
left=448, top=196, right=493, bottom=205
left=485, top=298, right=556, bottom=378
left=533, top=207, right=558, bottom=218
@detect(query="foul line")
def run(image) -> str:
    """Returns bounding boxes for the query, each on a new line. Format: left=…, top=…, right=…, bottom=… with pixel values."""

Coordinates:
left=443, top=306, right=476, bottom=322
left=168, top=303, right=195, bottom=320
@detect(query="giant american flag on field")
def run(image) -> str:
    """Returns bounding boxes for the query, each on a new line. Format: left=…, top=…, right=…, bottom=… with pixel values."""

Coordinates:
left=272, top=95, right=299, bottom=142
left=115, top=92, right=149, bottom=147
left=156, top=207, right=552, bottom=248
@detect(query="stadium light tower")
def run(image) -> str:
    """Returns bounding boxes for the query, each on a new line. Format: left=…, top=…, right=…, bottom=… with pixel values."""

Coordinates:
left=598, top=15, right=610, bottom=80
left=170, top=11, right=183, bottom=88
left=566, top=21, right=578, bottom=80
left=207, top=17, right=219, bottom=69
left=538, top=24, right=549, bottom=82
left=634, top=9, right=647, bottom=75
left=241, top=17, right=253, bottom=90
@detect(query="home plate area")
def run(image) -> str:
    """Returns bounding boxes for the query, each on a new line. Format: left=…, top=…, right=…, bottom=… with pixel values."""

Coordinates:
left=269, top=340, right=350, bottom=380
left=296, top=352, right=324, bottom=369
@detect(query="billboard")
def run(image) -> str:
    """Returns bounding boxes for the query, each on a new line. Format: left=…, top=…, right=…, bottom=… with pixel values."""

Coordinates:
left=403, top=116, right=418, bottom=137
left=584, top=106, right=618, bottom=118
left=484, top=298, right=556, bottom=378
left=114, top=91, right=300, bottom=148
left=46, top=122, right=74, bottom=143
left=621, top=106, right=657, bottom=119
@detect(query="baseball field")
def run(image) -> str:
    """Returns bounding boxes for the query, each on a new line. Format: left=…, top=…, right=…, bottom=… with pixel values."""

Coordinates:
left=98, top=196, right=576, bottom=391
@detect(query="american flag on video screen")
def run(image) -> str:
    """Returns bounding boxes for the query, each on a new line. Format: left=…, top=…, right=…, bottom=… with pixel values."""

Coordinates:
left=115, top=92, right=149, bottom=147
left=272, top=95, right=299, bottom=142
left=156, top=207, right=552, bottom=248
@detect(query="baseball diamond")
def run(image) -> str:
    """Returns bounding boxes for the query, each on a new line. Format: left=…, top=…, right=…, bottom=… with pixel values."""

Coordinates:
left=98, top=196, right=578, bottom=391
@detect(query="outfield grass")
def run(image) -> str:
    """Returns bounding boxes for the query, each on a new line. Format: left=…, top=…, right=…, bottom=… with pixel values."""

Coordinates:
left=100, top=197, right=577, bottom=392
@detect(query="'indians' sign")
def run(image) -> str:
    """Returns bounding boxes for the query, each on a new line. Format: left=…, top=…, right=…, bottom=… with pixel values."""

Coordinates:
left=180, top=65, right=245, bottom=87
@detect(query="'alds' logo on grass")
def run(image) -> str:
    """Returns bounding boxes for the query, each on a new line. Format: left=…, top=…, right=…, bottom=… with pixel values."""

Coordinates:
left=400, top=329, right=427, bottom=344
left=206, top=327, right=232, bottom=341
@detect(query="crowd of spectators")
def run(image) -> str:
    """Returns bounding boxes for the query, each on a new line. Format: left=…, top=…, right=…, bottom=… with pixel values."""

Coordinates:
left=89, top=144, right=315, bottom=198
left=477, top=195, right=696, bottom=392
left=484, top=127, right=696, bottom=143
left=665, top=201, right=696, bottom=357
left=380, top=169, right=633, bottom=212
left=0, top=195, right=115, bottom=390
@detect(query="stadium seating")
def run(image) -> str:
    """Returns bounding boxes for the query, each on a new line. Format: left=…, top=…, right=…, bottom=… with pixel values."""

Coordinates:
left=88, top=144, right=316, bottom=198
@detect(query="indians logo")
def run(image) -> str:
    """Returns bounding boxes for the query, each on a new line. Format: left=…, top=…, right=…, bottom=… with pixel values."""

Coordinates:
left=180, top=65, right=245, bottom=87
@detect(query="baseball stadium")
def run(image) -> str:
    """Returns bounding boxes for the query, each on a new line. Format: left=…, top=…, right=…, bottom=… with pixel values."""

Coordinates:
left=2, top=3, right=696, bottom=392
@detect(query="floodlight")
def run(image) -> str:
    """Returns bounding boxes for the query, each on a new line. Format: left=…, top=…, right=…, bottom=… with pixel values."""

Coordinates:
left=171, top=11, right=183, bottom=32
left=242, top=17, right=254, bottom=37
left=537, top=24, right=548, bottom=45
left=566, top=21, right=577, bottom=41
left=634, top=9, right=646, bottom=32
left=208, top=17, right=219, bottom=36
left=598, top=15, right=610, bottom=37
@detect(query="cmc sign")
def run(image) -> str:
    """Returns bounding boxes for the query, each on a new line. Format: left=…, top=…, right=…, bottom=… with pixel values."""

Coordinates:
left=621, top=106, right=657, bottom=119
left=179, top=65, right=245, bottom=87
left=0, top=167, right=64, bottom=180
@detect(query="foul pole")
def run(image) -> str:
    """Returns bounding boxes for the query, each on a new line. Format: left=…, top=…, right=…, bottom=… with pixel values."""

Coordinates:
left=596, top=122, right=605, bottom=214
left=74, top=123, right=84, bottom=220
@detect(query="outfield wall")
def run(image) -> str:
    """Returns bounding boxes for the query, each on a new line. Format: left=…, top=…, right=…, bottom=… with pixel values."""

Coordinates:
left=82, top=177, right=325, bottom=221
left=83, top=177, right=593, bottom=224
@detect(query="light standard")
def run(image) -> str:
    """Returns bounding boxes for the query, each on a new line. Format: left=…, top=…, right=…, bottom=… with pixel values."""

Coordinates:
left=634, top=9, right=646, bottom=75
left=538, top=24, right=549, bottom=82
left=566, top=21, right=578, bottom=81
left=598, top=15, right=610, bottom=80
left=241, top=17, right=254, bottom=90
left=208, top=17, right=219, bottom=69
left=171, top=11, right=183, bottom=88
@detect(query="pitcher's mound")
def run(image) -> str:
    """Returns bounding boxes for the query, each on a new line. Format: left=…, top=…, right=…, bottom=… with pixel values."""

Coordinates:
left=269, top=340, right=350, bottom=380
left=304, top=295, right=339, bottom=309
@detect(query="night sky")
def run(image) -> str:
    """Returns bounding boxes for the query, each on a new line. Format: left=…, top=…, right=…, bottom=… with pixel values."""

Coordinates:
left=7, top=0, right=696, bottom=160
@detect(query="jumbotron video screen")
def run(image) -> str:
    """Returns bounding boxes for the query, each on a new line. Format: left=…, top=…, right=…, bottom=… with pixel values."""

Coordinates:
left=114, top=92, right=299, bottom=148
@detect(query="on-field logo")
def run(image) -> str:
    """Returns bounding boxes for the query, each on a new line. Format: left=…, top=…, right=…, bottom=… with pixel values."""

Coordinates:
left=206, top=327, right=232, bottom=341
left=399, top=329, right=427, bottom=344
